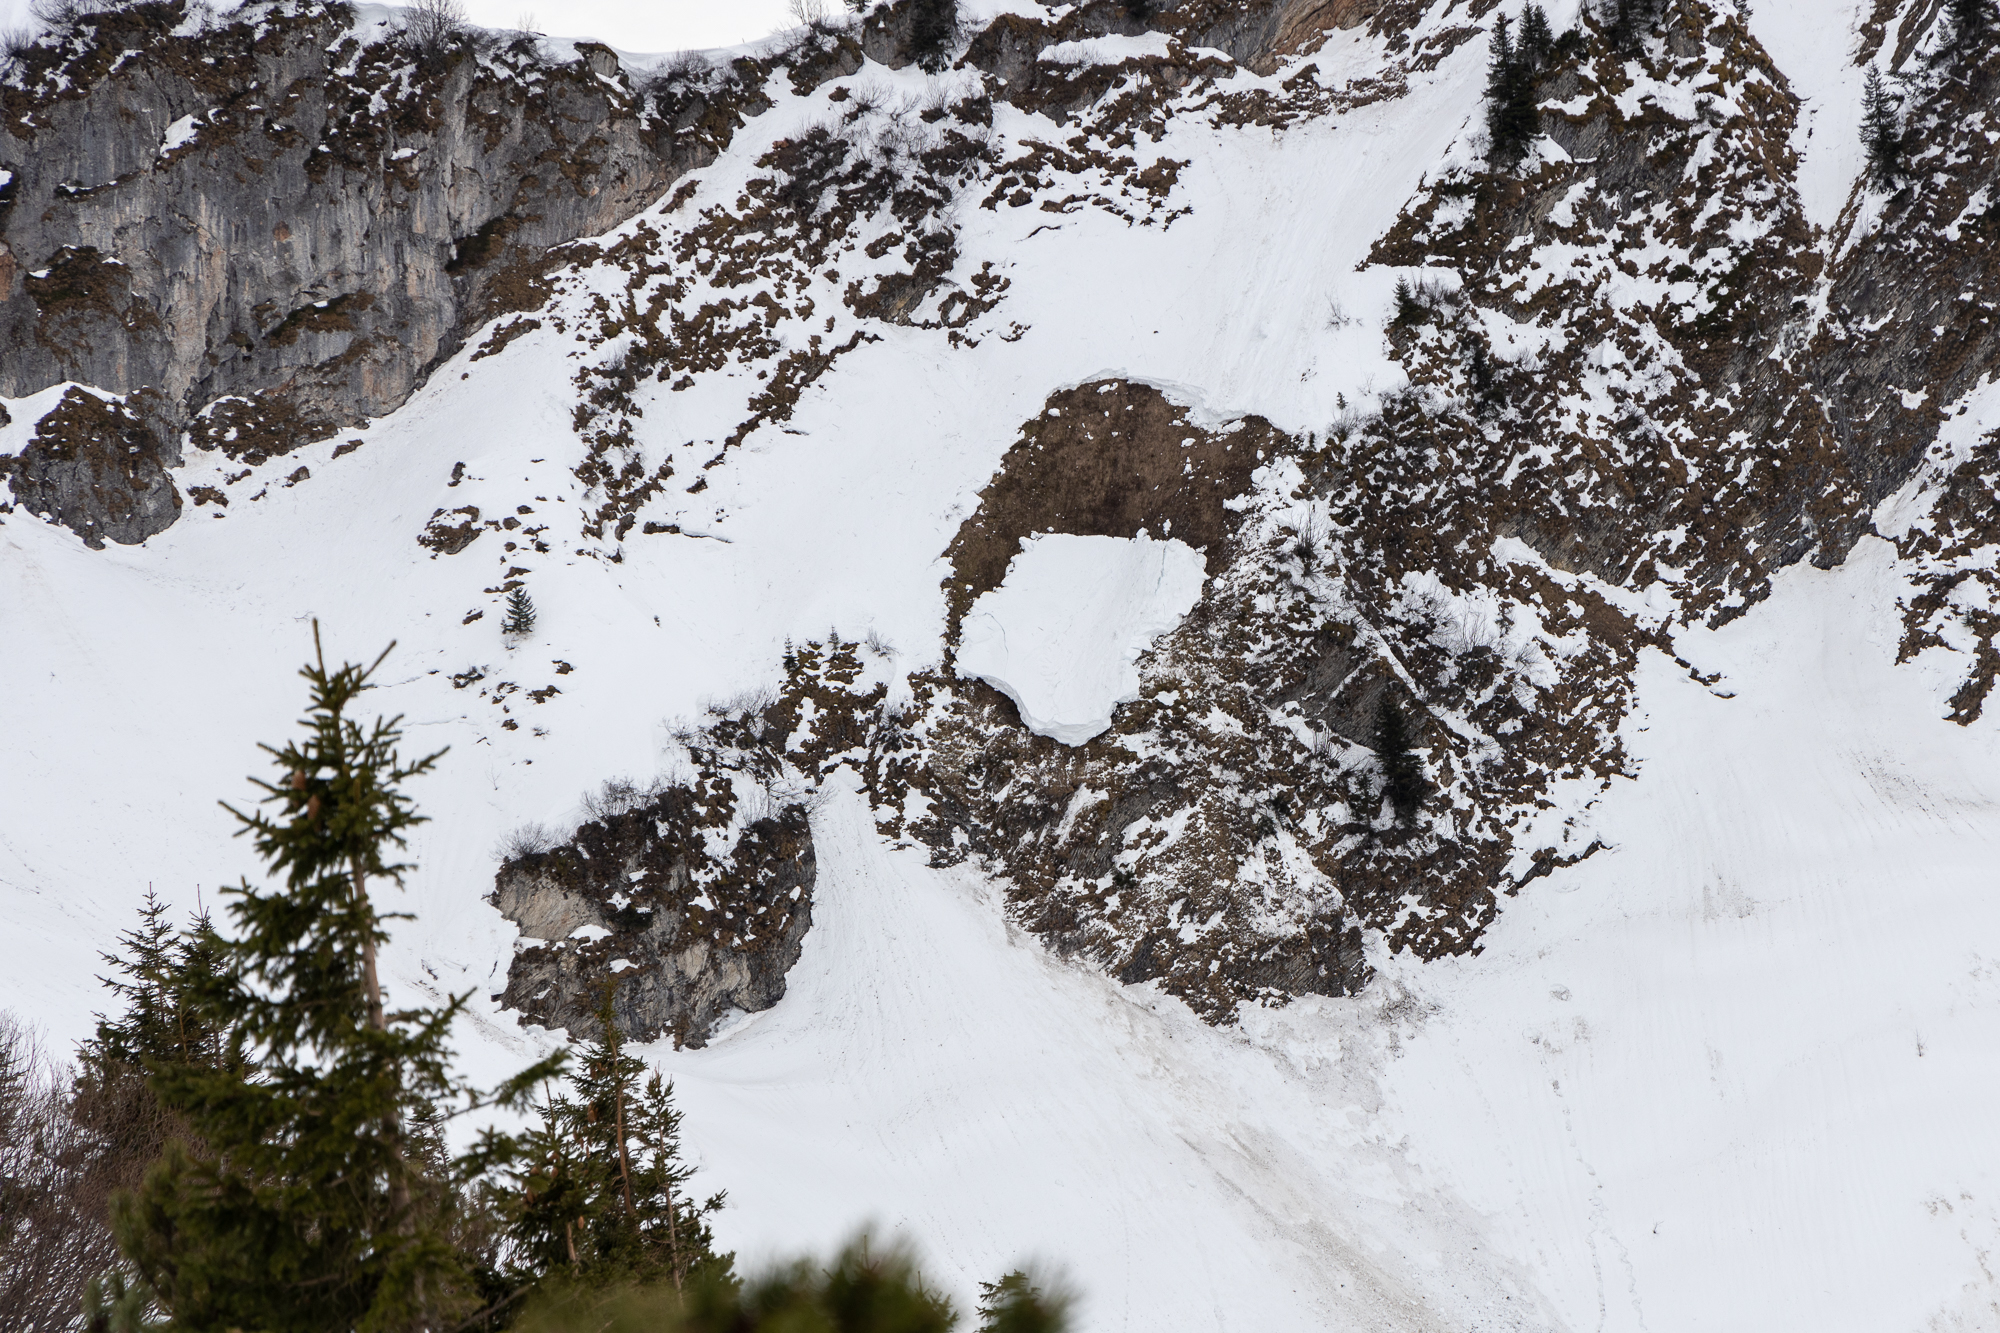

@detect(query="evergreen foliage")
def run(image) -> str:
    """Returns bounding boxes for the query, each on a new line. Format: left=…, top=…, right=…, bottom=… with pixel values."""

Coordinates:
left=1392, top=277, right=1428, bottom=326
left=0, top=896, right=228, bottom=1333
left=1862, top=67, right=1902, bottom=191
left=81, top=890, right=227, bottom=1079
left=1468, top=339, right=1501, bottom=415
left=504, top=992, right=729, bottom=1290
left=1519, top=3, right=1554, bottom=67
left=1607, top=0, right=1661, bottom=53
left=114, top=625, right=556, bottom=1333
left=1374, top=697, right=1432, bottom=821
left=66, top=894, right=229, bottom=1332
left=82, top=1269, right=151, bottom=1333
left=504, top=586, right=538, bottom=637
left=1949, top=0, right=1992, bottom=49
left=976, top=1271, right=1071, bottom=1333
left=908, top=0, right=957, bottom=72
left=513, top=1239, right=1011, bottom=1333
left=1485, top=7, right=1564, bottom=167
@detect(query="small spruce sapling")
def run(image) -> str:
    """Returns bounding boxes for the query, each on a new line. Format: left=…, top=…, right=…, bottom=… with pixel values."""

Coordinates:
left=1374, top=696, right=1432, bottom=822
left=505, top=586, right=538, bottom=638
left=1392, top=278, right=1428, bottom=326
left=1468, top=340, right=1500, bottom=414
left=1861, top=67, right=1901, bottom=191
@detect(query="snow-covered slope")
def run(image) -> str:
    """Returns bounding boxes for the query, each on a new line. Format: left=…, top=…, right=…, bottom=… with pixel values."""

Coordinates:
left=5, top=0, right=2000, bottom=1326
left=641, top=537, right=2000, bottom=1333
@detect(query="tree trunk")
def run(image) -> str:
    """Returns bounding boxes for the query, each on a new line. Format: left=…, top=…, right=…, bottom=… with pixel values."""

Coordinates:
left=352, top=858, right=408, bottom=1220
left=614, top=1080, right=636, bottom=1220
left=352, top=860, right=386, bottom=1033
left=663, top=1173, right=684, bottom=1289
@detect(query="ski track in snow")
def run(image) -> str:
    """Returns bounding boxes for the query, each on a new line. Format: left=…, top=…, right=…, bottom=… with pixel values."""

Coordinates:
left=5, top=4, right=2000, bottom=1328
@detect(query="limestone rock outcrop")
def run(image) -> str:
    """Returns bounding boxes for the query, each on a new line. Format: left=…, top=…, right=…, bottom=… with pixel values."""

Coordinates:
left=492, top=770, right=815, bottom=1048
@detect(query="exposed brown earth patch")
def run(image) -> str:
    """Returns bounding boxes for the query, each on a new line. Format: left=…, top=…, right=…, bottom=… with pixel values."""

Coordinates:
left=941, top=379, right=1277, bottom=647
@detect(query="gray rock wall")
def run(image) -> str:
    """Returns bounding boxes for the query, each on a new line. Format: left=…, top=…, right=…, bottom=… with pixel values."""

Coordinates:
left=0, top=1, right=693, bottom=542
left=492, top=787, right=816, bottom=1049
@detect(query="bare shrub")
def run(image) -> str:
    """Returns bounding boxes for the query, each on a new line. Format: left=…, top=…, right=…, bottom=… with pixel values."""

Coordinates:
left=705, top=685, right=778, bottom=722
left=497, top=821, right=557, bottom=861
left=580, top=775, right=647, bottom=823
left=787, top=0, right=834, bottom=25
left=844, top=80, right=884, bottom=119
left=28, top=0, right=94, bottom=27
left=662, top=716, right=703, bottom=751
left=0, top=26, right=38, bottom=67
left=0, top=1014, right=123, bottom=1333
left=1281, top=511, right=1325, bottom=568
left=397, top=0, right=468, bottom=65
left=736, top=781, right=777, bottom=827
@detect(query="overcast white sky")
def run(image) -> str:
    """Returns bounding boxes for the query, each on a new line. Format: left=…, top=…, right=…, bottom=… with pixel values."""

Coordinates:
left=0, top=1, right=805, bottom=55
left=459, top=0, right=800, bottom=52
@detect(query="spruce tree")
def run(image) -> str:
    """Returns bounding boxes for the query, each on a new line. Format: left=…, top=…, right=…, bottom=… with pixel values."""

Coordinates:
left=1392, top=277, right=1427, bottom=326
left=976, top=1272, right=1071, bottom=1333
left=908, top=0, right=957, bottom=72
left=82, top=891, right=227, bottom=1078
left=1485, top=14, right=1516, bottom=158
left=1374, top=696, right=1432, bottom=822
left=1608, top=0, right=1660, bottom=53
left=1949, top=0, right=1992, bottom=49
left=69, top=894, right=230, bottom=1327
left=115, top=625, right=556, bottom=1333
left=505, top=586, right=538, bottom=637
left=1520, top=3, right=1554, bottom=69
left=1468, top=340, right=1500, bottom=414
left=1485, top=13, right=1541, bottom=167
left=1862, top=67, right=1901, bottom=191
left=507, top=992, right=728, bottom=1291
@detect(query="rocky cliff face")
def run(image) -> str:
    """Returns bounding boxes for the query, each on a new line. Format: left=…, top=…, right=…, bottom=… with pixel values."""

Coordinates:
left=499, top=0, right=2000, bottom=1026
left=0, top=0, right=696, bottom=543
left=9, top=0, right=2000, bottom=1035
left=491, top=721, right=816, bottom=1048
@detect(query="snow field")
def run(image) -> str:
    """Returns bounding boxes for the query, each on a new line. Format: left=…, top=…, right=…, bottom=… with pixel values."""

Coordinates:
left=6, top=3, right=1997, bottom=1329
left=636, top=539, right=2000, bottom=1333
left=956, top=533, right=1208, bottom=744
left=656, top=773, right=1563, bottom=1333
left=1373, top=537, right=2000, bottom=1332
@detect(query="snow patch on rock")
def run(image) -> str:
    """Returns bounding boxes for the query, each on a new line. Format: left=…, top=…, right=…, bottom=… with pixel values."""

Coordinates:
left=956, top=533, right=1207, bottom=745
left=158, top=113, right=202, bottom=157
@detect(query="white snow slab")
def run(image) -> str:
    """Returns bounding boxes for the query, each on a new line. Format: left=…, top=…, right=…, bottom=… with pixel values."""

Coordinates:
left=158, top=113, right=201, bottom=157
left=955, top=533, right=1206, bottom=745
